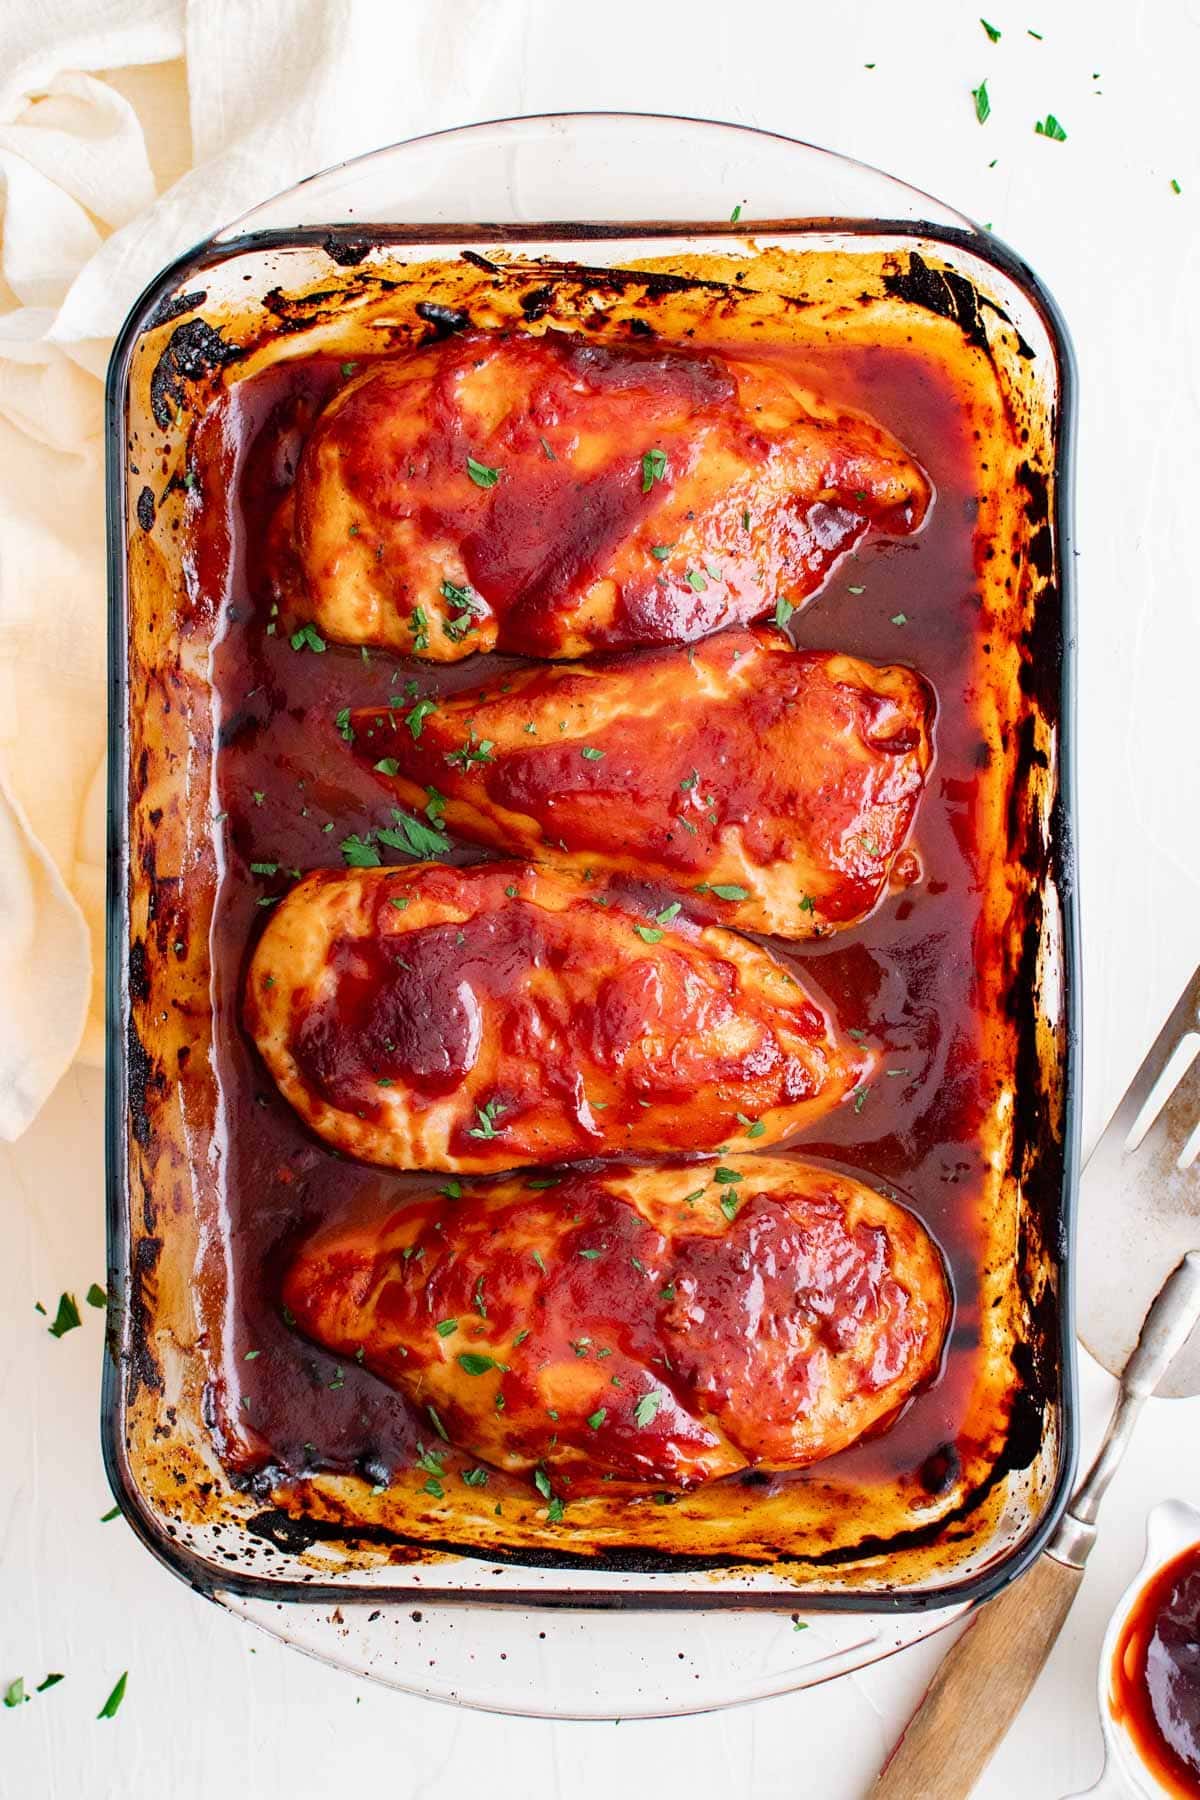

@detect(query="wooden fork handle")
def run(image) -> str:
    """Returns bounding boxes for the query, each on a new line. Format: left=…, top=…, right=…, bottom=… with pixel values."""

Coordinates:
left=873, top=1553, right=1084, bottom=1800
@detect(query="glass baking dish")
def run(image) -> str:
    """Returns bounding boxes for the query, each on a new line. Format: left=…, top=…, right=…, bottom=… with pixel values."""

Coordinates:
left=103, top=114, right=1079, bottom=1711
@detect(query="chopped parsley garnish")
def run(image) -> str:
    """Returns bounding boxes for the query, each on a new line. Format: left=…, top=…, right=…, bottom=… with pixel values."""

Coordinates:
left=719, top=1192, right=740, bottom=1223
left=730, top=202, right=743, bottom=222
left=340, top=834, right=381, bottom=868
left=532, top=1250, right=547, bottom=1273
left=341, top=361, right=358, bottom=377
left=439, top=1179, right=462, bottom=1198
left=100, top=1505, right=120, bottom=1522
left=547, top=1497, right=565, bottom=1523
left=891, top=612, right=909, bottom=626
left=388, top=895, right=409, bottom=911
left=852, top=1086, right=869, bottom=1114
left=533, top=1466, right=553, bottom=1500
left=37, top=1673, right=65, bottom=1692
left=650, top=544, right=672, bottom=560
left=772, top=596, right=794, bottom=631
left=466, top=456, right=501, bottom=488
left=685, top=570, right=707, bottom=593
left=580, top=746, right=605, bottom=761
left=634, top=1390, right=663, bottom=1428
left=96, top=1672, right=128, bottom=1720
left=375, top=757, right=400, bottom=776
left=462, top=1467, right=489, bottom=1487
left=410, top=606, right=429, bottom=652
left=376, top=810, right=450, bottom=857
left=435, top=1319, right=458, bottom=1337
left=458, top=1352, right=499, bottom=1375
left=736, top=1112, right=765, bottom=1139
left=641, top=448, right=668, bottom=492
left=681, top=1188, right=706, bottom=1206
left=980, top=17, right=1001, bottom=40
left=468, top=1099, right=506, bottom=1140
left=635, top=925, right=664, bottom=944
left=249, top=862, right=278, bottom=876
left=335, top=707, right=354, bottom=742
left=440, top=579, right=479, bottom=612
left=972, top=80, right=991, bottom=124
left=578, top=1248, right=603, bottom=1261
left=1171, top=178, right=1183, bottom=195
left=290, top=623, right=325, bottom=653
left=526, top=1175, right=561, bottom=1190
left=655, top=902, right=681, bottom=924
left=505, top=884, right=518, bottom=898
left=708, top=883, right=749, bottom=901
left=713, top=1166, right=743, bottom=1184
left=4, top=1679, right=26, bottom=1708
left=405, top=696, right=439, bottom=739
left=47, top=1293, right=81, bottom=1338
left=473, top=1275, right=488, bottom=1319
left=427, top=1404, right=450, bottom=1441
left=587, top=1408, right=607, bottom=1429
left=445, top=733, right=494, bottom=770
left=1035, top=113, right=1067, bottom=140
left=424, top=1476, right=445, bottom=1499
left=660, top=1283, right=677, bottom=1301
left=86, top=1283, right=107, bottom=1309
left=415, top=1445, right=445, bottom=1476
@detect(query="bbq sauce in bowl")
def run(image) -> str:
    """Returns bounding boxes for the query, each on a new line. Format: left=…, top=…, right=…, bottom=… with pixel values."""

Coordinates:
left=1111, top=1541, right=1200, bottom=1799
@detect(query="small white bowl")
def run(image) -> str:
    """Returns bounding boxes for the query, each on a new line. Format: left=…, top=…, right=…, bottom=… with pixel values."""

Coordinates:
left=1067, top=1499, right=1200, bottom=1798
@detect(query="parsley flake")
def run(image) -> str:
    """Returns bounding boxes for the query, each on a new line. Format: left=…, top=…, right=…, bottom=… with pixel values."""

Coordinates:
left=466, top=456, right=501, bottom=488
left=468, top=1099, right=506, bottom=1140
left=290, top=623, right=326, bottom=654
left=634, top=1390, right=663, bottom=1428
left=773, top=596, right=794, bottom=631
left=587, top=1408, right=607, bottom=1429
left=641, top=448, right=668, bottom=492
left=1035, top=113, right=1067, bottom=140
left=972, top=80, right=991, bottom=124
left=47, top=1293, right=81, bottom=1338
left=580, top=746, right=605, bottom=761
left=635, top=925, right=664, bottom=944
left=96, top=1672, right=128, bottom=1720
left=980, top=16, right=1001, bottom=39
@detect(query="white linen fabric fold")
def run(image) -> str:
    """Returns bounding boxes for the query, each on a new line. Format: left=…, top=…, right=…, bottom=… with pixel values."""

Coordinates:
left=0, top=0, right=516, bottom=1138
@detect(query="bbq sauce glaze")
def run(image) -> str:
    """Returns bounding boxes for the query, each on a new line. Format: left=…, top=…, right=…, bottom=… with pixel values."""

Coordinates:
left=196, top=330, right=995, bottom=1505
left=1111, top=1543, right=1200, bottom=1798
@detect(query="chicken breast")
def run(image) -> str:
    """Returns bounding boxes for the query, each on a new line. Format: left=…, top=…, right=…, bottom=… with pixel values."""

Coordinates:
left=244, top=863, right=866, bottom=1173
left=353, top=629, right=934, bottom=939
left=282, top=1158, right=950, bottom=1489
left=285, top=327, right=931, bottom=659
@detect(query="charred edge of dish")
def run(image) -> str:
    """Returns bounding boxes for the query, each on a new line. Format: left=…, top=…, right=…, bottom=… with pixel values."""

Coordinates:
left=322, top=235, right=374, bottom=267
left=150, top=319, right=241, bottom=429
left=882, top=253, right=989, bottom=355
left=127, top=1233, right=165, bottom=1400
left=126, top=1015, right=156, bottom=1148
left=414, top=301, right=472, bottom=338
left=147, top=289, right=209, bottom=329
left=978, top=294, right=1036, bottom=361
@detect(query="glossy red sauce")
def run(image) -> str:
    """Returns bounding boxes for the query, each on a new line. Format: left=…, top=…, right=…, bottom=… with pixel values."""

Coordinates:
left=300, top=330, right=926, bottom=654
left=196, top=328, right=992, bottom=1502
left=1111, top=1542, right=1200, bottom=1797
left=352, top=635, right=931, bottom=921
left=285, top=1173, right=927, bottom=1487
left=290, top=885, right=827, bottom=1150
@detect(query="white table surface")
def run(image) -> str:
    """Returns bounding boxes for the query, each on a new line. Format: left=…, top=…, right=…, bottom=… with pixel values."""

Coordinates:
left=2, top=3, right=1198, bottom=1795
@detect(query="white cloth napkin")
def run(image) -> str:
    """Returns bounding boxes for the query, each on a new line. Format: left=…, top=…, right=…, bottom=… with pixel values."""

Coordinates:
left=0, top=0, right=515, bottom=1138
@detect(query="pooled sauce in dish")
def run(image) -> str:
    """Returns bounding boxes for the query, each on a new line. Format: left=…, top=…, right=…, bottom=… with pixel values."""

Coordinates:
left=195, top=325, right=998, bottom=1513
left=1111, top=1542, right=1200, bottom=1798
